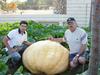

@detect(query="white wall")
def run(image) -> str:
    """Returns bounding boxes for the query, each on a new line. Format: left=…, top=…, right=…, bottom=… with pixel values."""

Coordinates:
left=0, top=0, right=91, bottom=27
left=67, top=0, right=91, bottom=27
left=0, top=14, right=67, bottom=26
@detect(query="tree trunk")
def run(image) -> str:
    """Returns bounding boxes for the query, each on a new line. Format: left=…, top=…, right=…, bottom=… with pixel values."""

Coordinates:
left=53, top=0, right=66, bottom=14
left=88, top=0, right=100, bottom=75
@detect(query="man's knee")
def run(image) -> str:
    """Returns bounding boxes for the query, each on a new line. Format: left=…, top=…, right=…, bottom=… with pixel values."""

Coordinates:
left=70, top=61, right=77, bottom=68
left=11, top=52, right=21, bottom=62
left=78, top=57, right=86, bottom=64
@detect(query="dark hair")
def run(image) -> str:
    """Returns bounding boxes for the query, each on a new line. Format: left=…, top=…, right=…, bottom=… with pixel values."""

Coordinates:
left=20, top=21, right=28, bottom=26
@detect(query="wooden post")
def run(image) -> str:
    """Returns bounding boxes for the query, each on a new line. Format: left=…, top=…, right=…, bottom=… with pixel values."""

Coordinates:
left=88, top=0, right=100, bottom=75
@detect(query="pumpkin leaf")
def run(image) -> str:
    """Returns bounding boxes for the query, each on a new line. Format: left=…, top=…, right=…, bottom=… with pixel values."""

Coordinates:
left=14, top=65, right=31, bottom=75
left=0, top=55, right=10, bottom=64
left=14, top=65, right=23, bottom=75
left=0, top=61, right=8, bottom=75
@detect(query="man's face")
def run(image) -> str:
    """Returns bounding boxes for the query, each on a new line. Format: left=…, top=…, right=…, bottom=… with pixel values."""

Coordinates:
left=20, top=24, right=27, bottom=33
left=67, top=21, right=77, bottom=32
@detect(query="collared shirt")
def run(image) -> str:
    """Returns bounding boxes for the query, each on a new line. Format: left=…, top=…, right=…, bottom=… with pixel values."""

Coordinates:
left=64, top=27, right=88, bottom=54
left=7, top=28, right=27, bottom=48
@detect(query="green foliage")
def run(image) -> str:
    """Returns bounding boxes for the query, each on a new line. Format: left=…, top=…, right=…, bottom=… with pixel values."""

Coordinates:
left=77, top=67, right=100, bottom=75
left=14, top=65, right=24, bottom=75
left=0, top=55, right=10, bottom=64
left=27, top=20, right=66, bottom=41
left=76, top=71, right=88, bottom=75
left=98, top=66, right=100, bottom=75
left=0, top=54, right=10, bottom=75
left=0, top=61, right=8, bottom=75
left=14, top=65, right=31, bottom=75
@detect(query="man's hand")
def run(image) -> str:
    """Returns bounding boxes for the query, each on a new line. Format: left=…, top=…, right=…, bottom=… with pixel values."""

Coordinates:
left=72, top=55, right=79, bottom=64
left=48, top=37, right=55, bottom=41
left=23, top=41, right=32, bottom=46
left=8, top=48, right=17, bottom=54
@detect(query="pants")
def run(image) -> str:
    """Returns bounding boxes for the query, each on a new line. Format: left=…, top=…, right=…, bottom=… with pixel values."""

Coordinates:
left=5, top=44, right=28, bottom=62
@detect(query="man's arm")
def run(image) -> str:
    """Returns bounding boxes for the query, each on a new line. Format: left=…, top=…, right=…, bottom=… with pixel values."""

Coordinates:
left=3, top=36, right=11, bottom=50
left=72, top=44, right=87, bottom=64
left=3, top=36, right=17, bottom=53
left=78, top=31, right=87, bottom=56
left=48, top=38, right=65, bottom=43
left=77, top=44, right=87, bottom=57
left=23, top=41, right=32, bottom=46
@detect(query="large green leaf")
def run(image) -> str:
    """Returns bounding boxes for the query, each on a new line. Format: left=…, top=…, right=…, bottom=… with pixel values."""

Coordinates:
left=0, top=55, right=11, bottom=64
left=14, top=65, right=31, bottom=75
left=14, top=65, right=23, bottom=75
left=0, top=61, right=8, bottom=75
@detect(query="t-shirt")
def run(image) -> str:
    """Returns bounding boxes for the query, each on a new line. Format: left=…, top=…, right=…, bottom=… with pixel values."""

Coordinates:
left=64, top=27, right=88, bottom=54
left=7, top=29, right=27, bottom=48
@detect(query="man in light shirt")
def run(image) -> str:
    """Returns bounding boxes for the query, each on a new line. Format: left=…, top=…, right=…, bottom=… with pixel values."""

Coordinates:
left=3, top=21, right=32, bottom=63
left=49, top=17, right=88, bottom=69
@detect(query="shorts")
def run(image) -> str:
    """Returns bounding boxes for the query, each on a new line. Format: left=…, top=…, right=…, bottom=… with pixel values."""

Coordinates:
left=69, top=51, right=90, bottom=61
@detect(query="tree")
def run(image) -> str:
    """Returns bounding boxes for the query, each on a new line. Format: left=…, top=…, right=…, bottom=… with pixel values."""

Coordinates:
left=7, top=2, right=17, bottom=11
left=88, top=0, right=100, bottom=75
left=0, top=0, right=7, bottom=11
left=0, top=0, right=17, bottom=12
left=53, top=0, right=67, bottom=14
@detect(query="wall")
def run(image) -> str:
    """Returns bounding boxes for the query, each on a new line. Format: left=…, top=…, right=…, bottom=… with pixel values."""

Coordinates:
left=67, top=0, right=91, bottom=27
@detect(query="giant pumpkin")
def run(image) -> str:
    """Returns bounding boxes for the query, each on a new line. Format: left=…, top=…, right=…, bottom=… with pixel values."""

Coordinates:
left=22, top=40, right=69, bottom=75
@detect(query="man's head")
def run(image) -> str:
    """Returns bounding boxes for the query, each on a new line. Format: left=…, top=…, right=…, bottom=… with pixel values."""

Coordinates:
left=19, top=21, right=28, bottom=33
left=67, top=17, right=77, bottom=32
